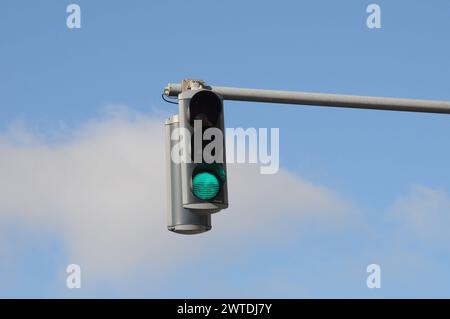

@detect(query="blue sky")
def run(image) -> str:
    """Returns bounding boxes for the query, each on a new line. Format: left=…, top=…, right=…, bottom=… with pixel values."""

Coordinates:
left=1, top=0, right=450, bottom=298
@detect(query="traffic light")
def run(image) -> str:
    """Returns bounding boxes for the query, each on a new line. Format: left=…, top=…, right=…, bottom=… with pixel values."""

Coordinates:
left=166, top=80, right=228, bottom=234
left=165, top=114, right=211, bottom=235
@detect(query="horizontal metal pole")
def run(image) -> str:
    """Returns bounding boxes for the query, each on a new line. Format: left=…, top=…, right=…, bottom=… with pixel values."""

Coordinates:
left=164, top=83, right=450, bottom=114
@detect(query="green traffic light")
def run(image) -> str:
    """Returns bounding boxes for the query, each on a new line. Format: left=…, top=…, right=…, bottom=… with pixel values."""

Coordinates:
left=192, top=172, right=220, bottom=200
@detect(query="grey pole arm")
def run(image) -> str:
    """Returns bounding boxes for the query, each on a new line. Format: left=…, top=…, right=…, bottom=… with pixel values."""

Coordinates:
left=164, top=83, right=450, bottom=114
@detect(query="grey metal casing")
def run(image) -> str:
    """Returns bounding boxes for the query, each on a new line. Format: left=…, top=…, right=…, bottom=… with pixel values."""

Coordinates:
left=165, top=114, right=211, bottom=234
left=178, top=89, right=228, bottom=213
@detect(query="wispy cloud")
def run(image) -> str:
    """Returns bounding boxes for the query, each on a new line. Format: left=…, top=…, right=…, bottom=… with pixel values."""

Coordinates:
left=389, top=185, right=450, bottom=245
left=0, top=106, right=357, bottom=294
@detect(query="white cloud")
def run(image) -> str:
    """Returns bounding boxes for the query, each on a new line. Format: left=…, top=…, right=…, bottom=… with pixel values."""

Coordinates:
left=390, top=185, right=450, bottom=244
left=0, top=106, right=356, bottom=290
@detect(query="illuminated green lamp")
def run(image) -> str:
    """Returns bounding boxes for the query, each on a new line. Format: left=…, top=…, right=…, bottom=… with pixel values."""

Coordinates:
left=192, top=172, right=220, bottom=200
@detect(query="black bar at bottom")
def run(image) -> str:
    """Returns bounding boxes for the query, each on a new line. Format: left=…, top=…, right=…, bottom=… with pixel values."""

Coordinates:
left=0, top=299, right=448, bottom=317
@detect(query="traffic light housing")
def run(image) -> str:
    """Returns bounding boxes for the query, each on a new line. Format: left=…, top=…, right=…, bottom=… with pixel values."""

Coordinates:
left=165, top=114, right=212, bottom=234
left=166, top=81, right=228, bottom=234
left=178, top=88, right=228, bottom=212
